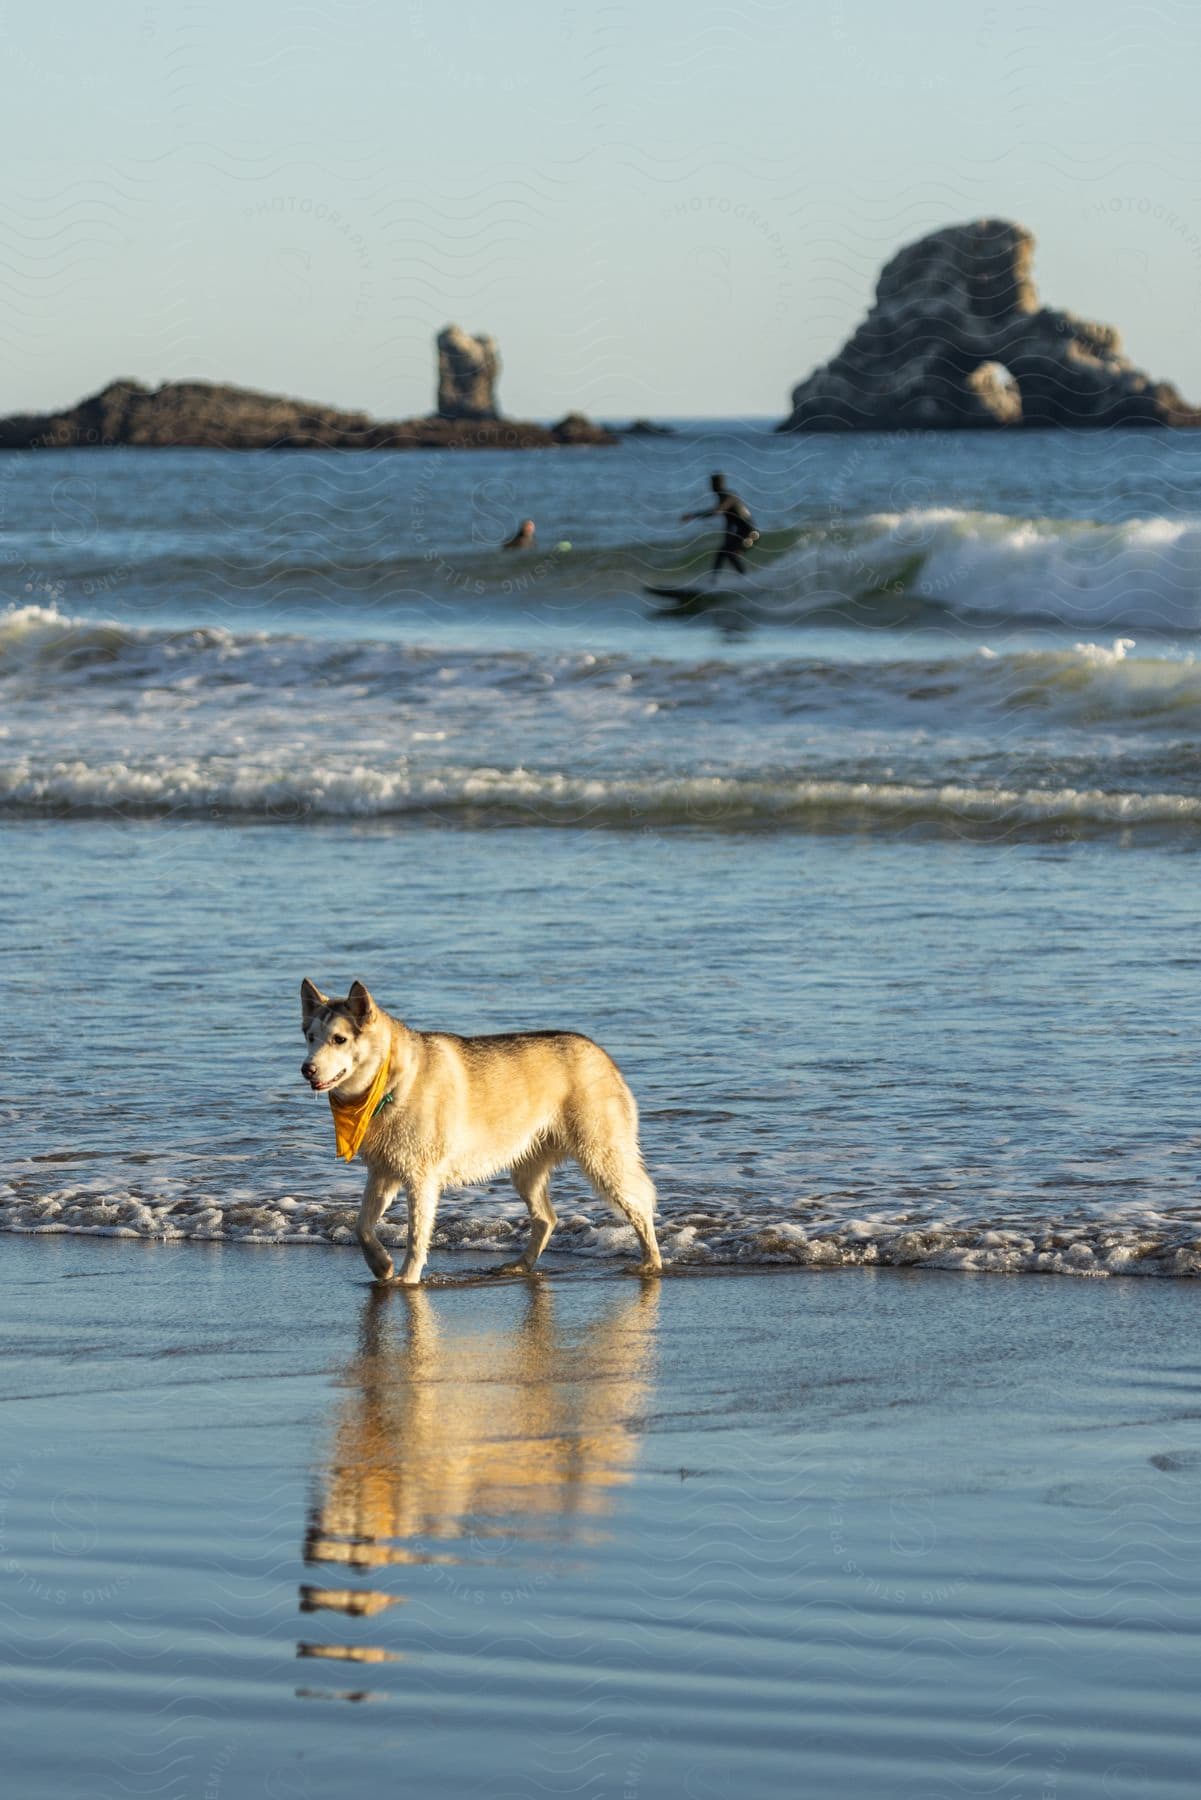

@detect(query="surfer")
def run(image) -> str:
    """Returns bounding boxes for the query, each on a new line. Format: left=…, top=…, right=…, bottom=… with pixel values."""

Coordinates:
left=502, top=518, right=536, bottom=550
left=681, top=474, right=759, bottom=578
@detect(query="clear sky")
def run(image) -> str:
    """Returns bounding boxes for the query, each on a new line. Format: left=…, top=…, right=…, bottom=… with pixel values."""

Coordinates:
left=3, top=1, right=1200, bottom=420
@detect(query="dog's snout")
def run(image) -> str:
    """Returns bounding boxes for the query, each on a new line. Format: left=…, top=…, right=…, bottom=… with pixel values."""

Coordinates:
left=301, top=1060, right=316, bottom=1080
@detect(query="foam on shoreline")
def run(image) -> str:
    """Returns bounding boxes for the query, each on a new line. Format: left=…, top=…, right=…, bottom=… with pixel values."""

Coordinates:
left=5, top=1182, right=1198, bottom=1277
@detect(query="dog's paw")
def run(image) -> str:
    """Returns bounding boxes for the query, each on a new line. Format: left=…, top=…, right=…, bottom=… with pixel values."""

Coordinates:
left=362, top=1250, right=394, bottom=1282
left=492, top=1259, right=535, bottom=1278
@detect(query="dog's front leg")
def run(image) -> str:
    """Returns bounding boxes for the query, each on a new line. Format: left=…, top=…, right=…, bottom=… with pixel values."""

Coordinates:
left=395, top=1179, right=439, bottom=1286
left=357, top=1171, right=400, bottom=1282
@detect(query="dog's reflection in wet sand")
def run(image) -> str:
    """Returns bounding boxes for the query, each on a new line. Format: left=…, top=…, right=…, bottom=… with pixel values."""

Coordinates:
left=298, top=1281, right=659, bottom=1687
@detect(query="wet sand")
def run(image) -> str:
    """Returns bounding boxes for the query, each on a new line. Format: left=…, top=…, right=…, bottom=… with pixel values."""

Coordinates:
left=1, top=1235, right=1198, bottom=1798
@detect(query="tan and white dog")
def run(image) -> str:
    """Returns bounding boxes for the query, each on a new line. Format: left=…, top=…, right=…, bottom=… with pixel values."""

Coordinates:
left=300, top=979, right=662, bottom=1285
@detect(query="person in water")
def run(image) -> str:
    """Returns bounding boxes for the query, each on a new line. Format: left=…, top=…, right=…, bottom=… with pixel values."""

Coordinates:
left=681, top=474, right=759, bottom=577
left=503, top=519, right=536, bottom=550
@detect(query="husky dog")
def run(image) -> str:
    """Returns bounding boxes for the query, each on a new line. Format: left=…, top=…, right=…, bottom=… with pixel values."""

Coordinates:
left=300, top=979, right=662, bottom=1285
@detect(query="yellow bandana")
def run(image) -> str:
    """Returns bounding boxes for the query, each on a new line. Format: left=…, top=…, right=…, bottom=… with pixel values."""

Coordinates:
left=328, top=1056, right=393, bottom=1162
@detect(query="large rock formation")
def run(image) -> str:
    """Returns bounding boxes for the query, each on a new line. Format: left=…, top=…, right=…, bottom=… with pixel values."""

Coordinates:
left=436, top=325, right=500, bottom=420
left=0, top=378, right=617, bottom=451
left=779, top=220, right=1201, bottom=430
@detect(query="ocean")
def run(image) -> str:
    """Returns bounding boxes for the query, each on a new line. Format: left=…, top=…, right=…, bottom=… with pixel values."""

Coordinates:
left=3, top=422, right=1201, bottom=1279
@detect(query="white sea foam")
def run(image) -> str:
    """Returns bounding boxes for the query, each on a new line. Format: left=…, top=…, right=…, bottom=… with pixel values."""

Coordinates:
left=763, top=508, right=1201, bottom=629
left=1, top=753, right=1198, bottom=834
left=8, top=603, right=1201, bottom=731
left=7, top=602, right=1201, bottom=836
left=3, top=1181, right=1197, bottom=1278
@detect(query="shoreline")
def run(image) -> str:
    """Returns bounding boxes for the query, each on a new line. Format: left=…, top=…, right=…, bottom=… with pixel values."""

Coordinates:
left=3, top=1225, right=1198, bottom=1280
left=3, top=1232, right=1198, bottom=1798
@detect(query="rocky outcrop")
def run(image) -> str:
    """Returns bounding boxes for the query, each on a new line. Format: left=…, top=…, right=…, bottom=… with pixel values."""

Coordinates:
left=436, top=325, right=500, bottom=420
left=547, top=410, right=612, bottom=445
left=779, top=220, right=1201, bottom=430
left=0, top=378, right=617, bottom=450
left=0, top=379, right=374, bottom=450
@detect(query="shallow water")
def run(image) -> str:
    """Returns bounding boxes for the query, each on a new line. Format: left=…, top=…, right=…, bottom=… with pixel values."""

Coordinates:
left=2, top=426, right=1201, bottom=1276
left=3, top=818, right=1200, bottom=1276
left=3, top=1239, right=1199, bottom=1799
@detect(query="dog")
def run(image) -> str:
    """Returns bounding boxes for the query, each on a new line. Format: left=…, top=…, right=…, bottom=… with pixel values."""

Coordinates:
left=300, top=979, right=662, bottom=1285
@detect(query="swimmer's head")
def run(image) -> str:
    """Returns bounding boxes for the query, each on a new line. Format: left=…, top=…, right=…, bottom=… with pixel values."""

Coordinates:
left=710, top=472, right=727, bottom=493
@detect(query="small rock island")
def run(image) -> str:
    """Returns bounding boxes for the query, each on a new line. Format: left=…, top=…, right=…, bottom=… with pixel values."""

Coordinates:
left=0, top=327, right=617, bottom=451
left=779, top=219, right=1200, bottom=431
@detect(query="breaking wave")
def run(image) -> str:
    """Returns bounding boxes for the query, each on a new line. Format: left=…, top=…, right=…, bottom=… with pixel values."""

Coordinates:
left=7, top=603, right=1201, bottom=730
left=11, top=502, right=1201, bottom=630
left=7, top=603, right=1201, bottom=837
left=3, top=1181, right=1198, bottom=1278
left=3, top=755, right=1201, bottom=836
left=750, top=508, right=1201, bottom=630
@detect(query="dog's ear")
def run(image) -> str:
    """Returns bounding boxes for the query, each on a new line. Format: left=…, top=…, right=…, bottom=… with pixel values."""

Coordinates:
left=345, top=980, right=378, bottom=1028
left=300, top=977, right=328, bottom=1024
